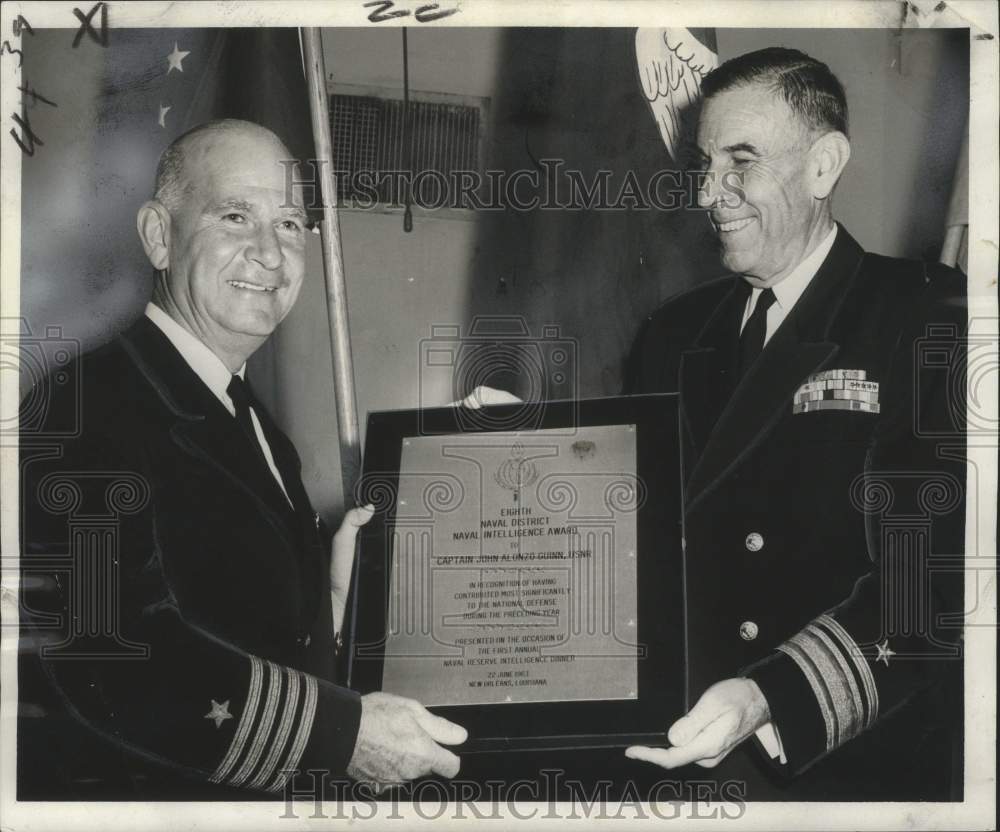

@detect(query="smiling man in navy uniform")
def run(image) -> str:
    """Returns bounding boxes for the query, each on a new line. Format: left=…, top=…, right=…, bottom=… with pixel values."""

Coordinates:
left=18, top=119, right=466, bottom=799
left=623, top=48, right=966, bottom=800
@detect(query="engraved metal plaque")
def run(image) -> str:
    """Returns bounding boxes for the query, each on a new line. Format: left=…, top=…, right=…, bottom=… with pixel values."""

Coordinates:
left=380, top=424, right=639, bottom=707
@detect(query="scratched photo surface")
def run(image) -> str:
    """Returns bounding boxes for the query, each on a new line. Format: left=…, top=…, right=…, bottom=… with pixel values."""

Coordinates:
left=1, top=2, right=996, bottom=830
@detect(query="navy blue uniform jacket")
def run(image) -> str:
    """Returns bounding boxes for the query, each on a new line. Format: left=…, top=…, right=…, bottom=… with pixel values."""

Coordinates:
left=19, top=315, right=360, bottom=799
left=624, top=226, right=967, bottom=800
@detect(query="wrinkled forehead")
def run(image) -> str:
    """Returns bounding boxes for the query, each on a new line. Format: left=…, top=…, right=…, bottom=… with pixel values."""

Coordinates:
left=185, top=130, right=304, bottom=206
left=697, top=84, right=805, bottom=152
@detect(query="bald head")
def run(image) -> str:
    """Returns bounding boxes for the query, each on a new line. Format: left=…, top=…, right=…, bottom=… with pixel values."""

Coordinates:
left=154, top=119, right=291, bottom=214
left=137, top=118, right=308, bottom=371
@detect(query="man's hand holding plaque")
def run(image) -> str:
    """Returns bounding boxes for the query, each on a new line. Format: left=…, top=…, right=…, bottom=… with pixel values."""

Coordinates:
left=626, top=678, right=771, bottom=769
left=347, top=692, right=468, bottom=790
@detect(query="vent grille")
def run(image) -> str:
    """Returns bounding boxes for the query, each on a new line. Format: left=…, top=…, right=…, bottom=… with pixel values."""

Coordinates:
left=329, top=93, right=482, bottom=208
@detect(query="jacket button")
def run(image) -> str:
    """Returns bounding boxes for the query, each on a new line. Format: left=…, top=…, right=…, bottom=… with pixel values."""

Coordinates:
left=745, top=532, right=764, bottom=552
left=739, top=621, right=759, bottom=641
left=297, top=634, right=311, bottom=647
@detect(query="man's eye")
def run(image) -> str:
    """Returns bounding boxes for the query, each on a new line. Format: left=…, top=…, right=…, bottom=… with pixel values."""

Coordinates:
left=280, top=220, right=302, bottom=232
left=223, top=213, right=246, bottom=224
left=732, top=157, right=754, bottom=168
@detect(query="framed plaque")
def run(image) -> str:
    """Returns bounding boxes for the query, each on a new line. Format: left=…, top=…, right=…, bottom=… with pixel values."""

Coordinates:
left=347, top=394, right=685, bottom=752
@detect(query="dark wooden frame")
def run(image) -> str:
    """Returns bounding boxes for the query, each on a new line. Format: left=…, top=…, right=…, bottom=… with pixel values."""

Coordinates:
left=346, top=394, right=686, bottom=752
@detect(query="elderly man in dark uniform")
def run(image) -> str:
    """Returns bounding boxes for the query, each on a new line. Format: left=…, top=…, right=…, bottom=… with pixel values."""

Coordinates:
left=18, top=119, right=466, bottom=799
left=623, top=48, right=966, bottom=800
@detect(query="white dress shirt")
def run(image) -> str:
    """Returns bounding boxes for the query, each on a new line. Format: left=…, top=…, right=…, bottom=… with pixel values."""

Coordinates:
left=739, top=224, right=839, bottom=345
left=145, top=303, right=291, bottom=505
left=734, top=225, right=837, bottom=765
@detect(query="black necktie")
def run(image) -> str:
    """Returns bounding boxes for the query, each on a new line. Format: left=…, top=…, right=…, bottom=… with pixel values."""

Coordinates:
left=738, top=288, right=777, bottom=377
left=227, top=375, right=275, bottom=479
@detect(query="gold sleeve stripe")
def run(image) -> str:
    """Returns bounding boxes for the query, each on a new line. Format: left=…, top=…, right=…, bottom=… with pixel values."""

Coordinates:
left=779, top=635, right=838, bottom=751
left=247, top=668, right=301, bottom=791
left=803, top=622, right=864, bottom=746
left=815, top=613, right=879, bottom=728
left=777, top=615, right=881, bottom=753
left=209, top=655, right=263, bottom=784
left=267, top=673, right=318, bottom=794
left=229, top=660, right=283, bottom=787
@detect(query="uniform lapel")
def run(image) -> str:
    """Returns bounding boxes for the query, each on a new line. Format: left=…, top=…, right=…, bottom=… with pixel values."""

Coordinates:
left=119, top=317, right=299, bottom=549
left=678, top=279, right=748, bottom=468
left=685, top=226, right=866, bottom=512
left=249, top=397, right=328, bottom=621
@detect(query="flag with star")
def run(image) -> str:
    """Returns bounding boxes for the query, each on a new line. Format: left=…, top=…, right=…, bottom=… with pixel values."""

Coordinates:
left=20, top=28, right=319, bottom=355
left=124, top=28, right=317, bottom=206
left=168, top=29, right=318, bottom=189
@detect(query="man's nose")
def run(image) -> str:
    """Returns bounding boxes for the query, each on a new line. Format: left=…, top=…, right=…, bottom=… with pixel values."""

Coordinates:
left=248, top=225, right=283, bottom=270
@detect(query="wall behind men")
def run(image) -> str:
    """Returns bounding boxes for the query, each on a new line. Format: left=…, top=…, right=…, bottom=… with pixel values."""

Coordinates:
left=17, top=27, right=968, bottom=522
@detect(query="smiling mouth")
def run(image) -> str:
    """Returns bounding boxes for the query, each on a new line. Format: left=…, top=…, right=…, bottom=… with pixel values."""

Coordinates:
left=713, top=217, right=755, bottom=233
left=228, top=280, right=278, bottom=294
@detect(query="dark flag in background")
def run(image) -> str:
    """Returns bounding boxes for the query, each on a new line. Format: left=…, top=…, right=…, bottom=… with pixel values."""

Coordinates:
left=181, top=29, right=319, bottom=221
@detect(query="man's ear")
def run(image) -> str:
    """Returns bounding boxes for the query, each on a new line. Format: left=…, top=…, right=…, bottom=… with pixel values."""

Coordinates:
left=809, top=131, right=851, bottom=200
left=136, top=200, right=171, bottom=270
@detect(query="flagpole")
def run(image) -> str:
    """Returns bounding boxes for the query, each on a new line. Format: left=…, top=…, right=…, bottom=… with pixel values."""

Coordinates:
left=940, top=128, right=969, bottom=269
left=301, top=28, right=361, bottom=503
